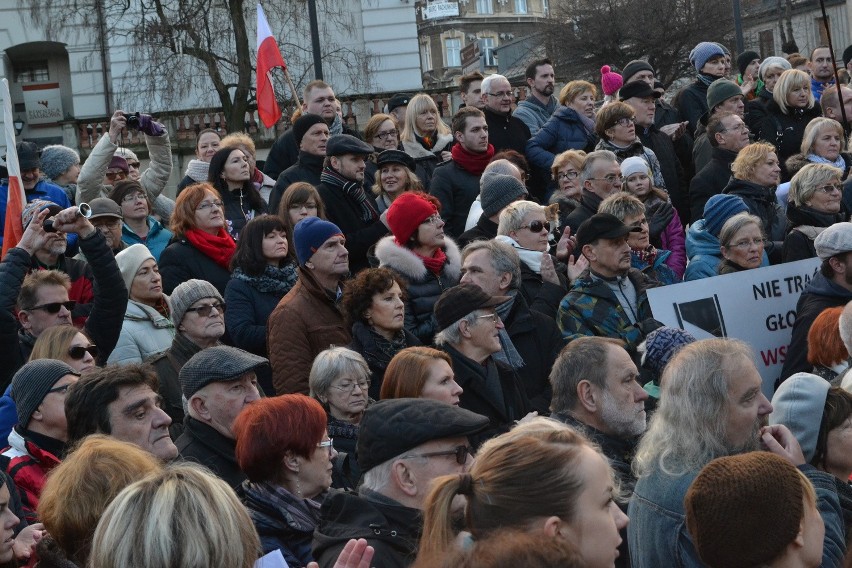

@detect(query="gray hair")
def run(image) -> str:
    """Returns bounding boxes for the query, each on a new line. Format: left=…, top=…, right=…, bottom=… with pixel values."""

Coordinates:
left=481, top=74, right=510, bottom=96
left=482, top=159, right=521, bottom=181
left=497, top=200, right=544, bottom=236
left=550, top=337, right=623, bottom=415
left=434, top=311, right=481, bottom=347
left=461, top=239, right=522, bottom=290
left=359, top=458, right=393, bottom=492
left=633, top=338, right=753, bottom=478
left=718, top=212, right=763, bottom=248
left=580, top=150, right=618, bottom=185
left=840, top=301, right=852, bottom=356
left=788, top=163, right=843, bottom=207
left=308, top=347, right=370, bottom=400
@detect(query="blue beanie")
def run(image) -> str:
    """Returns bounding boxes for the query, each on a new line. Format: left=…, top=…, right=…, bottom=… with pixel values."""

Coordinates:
left=690, top=42, right=726, bottom=73
left=703, top=194, right=748, bottom=237
left=293, top=216, right=344, bottom=267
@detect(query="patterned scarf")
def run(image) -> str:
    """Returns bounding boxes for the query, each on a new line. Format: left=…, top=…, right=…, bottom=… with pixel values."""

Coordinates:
left=329, top=113, right=344, bottom=136
left=415, top=130, right=437, bottom=150
left=632, top=245, right=658, bottom=265
left=231, top=263, right=299, bottom=295
left=807, top=153, right=846, bottom=171
left=184, top=227, right=236, bottom=270
left=320, top=167, right=378, bottom=223
left=493, top=291, right=526, bottom=370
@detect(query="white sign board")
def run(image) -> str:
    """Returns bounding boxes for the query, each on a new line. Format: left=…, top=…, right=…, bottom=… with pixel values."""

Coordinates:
left=647, top=258, right=821, bottom=396
left=423, top=1, right=459, bottom=19
left=22, top=83, right=63, bottom=125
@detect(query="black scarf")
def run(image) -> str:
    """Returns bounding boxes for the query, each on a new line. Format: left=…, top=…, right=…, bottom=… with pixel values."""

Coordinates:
left=231, top=262, right=299, bottom=295
left=321, top=166, right=378, bottom=223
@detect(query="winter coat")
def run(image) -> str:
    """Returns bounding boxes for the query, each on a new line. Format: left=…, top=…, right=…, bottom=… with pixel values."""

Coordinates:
left=158, top=238, right=232, bottom=296
left=723, top=177, right=787, bottom=244
left=675, top=79, right=710, bottom=137
left=1, top=428, right=62, bottom=523
left=224, top=266, right=297, bottom=356
left=638, top=125, right=689, bottom=224
left=746, top=88, right=774, bottom=139
left=518, top=258, right=569, bottom=320
left=176, top=416, right=244, bottom=489
left=513, top=95, right=558, bottom=137
left=107, top=298, right=175, bottom=365
left=563, top=189, right=603, bottom=234
left=374, top=236, right=462, bottom=344
left=780, top=272, right=852, bottom=383
left=429, top=160, right=482, bottom=239
left=684, top=219, right=770, bottom=281
left=268, top=151, right=326, bottom=215
left=482, top=107, right=531, bottom=155
left=632, top=249, right=679, bottom=286
left=328, top=415, right=361, bottom=490
left=457, top=215, right=498, bottom=248
left=148, top=333, right=207, bottom=439
left=348, top=321, right=421, bottom=399
left=267, top=268, right=350, bottom=395
left=783, top=202, right=846, bottom=263
left=0, top=179, right=71, bottom=247
left=782, top=152, right=852, bottom=212
left=557, top=269, right=660, bottom=354
left=758, top=100, right=823, bottom=182
left=690, top=146, right=738, bottom=221
left=218, top=185, right=266, bottom=240
left=401, top=134, right=453, bottom=190
left=644, top=196, right=687, bottom=279
left=526, top=106, right=597, bottom=170
left=121, top=217, right=173, bottom=262
left=596, top=138, right=666, bottom=190
left=313, top=489, right=422, bottom=568
left=263, top=123, right=361, bottom=182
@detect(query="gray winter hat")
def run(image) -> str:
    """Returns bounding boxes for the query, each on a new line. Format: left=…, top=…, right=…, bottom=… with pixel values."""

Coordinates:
left=179, top=345, right=268, bottom=398
left=11, top=359, right=79, bottom=426
left=169, top=279, right=223, bottom=327
left=40, top=145, right=80, bottom=181
left=769, top=372, right=829, bottom=462
left=480, top=173, right=528, bottom=217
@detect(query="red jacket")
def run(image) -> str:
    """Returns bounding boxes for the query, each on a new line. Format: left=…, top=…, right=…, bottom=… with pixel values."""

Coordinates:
left=1, top=428, right=62, bottom=523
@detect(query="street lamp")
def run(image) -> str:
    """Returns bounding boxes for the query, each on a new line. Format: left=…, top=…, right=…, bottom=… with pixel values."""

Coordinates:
left=13, top=119, right=24, bottom=136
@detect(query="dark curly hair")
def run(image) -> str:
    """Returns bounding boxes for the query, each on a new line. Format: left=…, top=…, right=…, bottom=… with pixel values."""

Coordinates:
left=341, top=267, right=407, bottom=328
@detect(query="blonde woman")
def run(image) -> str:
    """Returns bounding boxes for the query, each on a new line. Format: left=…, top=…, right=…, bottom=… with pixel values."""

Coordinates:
left=400, top=94, right=453, bottom=188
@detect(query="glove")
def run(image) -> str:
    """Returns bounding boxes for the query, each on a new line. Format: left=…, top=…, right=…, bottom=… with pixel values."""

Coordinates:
left=647, top=201, right=673, bottom=243
left=138, top=114, right=166, bottom=137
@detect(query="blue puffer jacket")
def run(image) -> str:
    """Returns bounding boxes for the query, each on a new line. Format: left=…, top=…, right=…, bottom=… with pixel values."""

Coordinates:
left=684, top=219, right=769, bottom=281
left=526, top=106, right=597, bottom=170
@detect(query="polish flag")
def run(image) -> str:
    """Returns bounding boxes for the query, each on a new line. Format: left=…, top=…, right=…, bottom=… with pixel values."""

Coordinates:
left=1, top=79, right=25, bottom=258
left=256, top=4, right=287, bottom=128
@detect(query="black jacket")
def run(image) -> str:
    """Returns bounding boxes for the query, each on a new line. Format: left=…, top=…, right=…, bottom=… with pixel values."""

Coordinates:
left=638, top=125, right=690, bottom=224
left=675, top=79, right=710, bottom=137
left=176, top=416, right=244, bottom=490
left=428, top=160, right=482, bottom=239
left=482, top=107, right=531, bottom=155
left=746, top=88, right=774, bottom=139
left=758, top=100, right=823, bottom=182
left=159, top=238, right=232, bottom=295
left=268, top=151, right=325, bottom=214
left=457, top=215, right=497, bottom=248
left=148, top=333, right=205, bottom=439
left=783, top=202, right=846, bottom=263
left=564, top=189, right=604, bottom=234
left=263, top=124, right=361, bottom=182
left=722, top=177, right=787, bottom=258
left=690, top=146, right=738, bottom=221
left=347, top=321, right=421, bottom=398
left=313, top=489, right=422, bottom=568
left=519, top=260, right=568, bottom=319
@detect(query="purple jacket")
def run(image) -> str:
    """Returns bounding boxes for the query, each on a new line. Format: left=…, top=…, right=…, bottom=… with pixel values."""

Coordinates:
left=659, top=211, right=686, bottom=280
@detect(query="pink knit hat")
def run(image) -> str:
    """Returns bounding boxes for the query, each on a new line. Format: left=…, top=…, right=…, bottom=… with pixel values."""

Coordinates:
left=601, top=65, right=623, bottom=97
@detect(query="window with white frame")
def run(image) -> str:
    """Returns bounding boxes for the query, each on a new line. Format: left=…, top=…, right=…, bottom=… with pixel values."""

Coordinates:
left=445, top=38, right=461, bottom=67
left=516, top=0, right=528, bottom=14
left=481, top=37, right=497, bottom=67
left=420, top=41, right=432, bottom=72
left=476, top=0, right=493, bottom=14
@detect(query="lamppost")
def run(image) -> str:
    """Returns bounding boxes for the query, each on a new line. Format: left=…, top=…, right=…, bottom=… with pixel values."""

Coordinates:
left=307, top=0, right=324, bottom=80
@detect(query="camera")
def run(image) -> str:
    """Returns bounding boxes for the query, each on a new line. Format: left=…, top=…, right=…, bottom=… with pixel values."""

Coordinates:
left=122, top=112, right=141, bottom=130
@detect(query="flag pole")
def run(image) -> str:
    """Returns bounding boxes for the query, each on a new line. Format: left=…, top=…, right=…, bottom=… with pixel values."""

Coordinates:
left=283, top=69, right=301, bottom=109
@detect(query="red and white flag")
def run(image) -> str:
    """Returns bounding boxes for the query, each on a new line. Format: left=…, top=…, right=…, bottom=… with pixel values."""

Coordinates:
left=256, top=4, right=287, bottom=128
left=1, top=79, right=25, bottom=258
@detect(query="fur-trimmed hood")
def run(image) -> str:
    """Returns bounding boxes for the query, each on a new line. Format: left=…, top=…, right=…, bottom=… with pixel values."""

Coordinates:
left=401, top=134, right=454, bottom=160
left=374, top=234, right=462, bottom=282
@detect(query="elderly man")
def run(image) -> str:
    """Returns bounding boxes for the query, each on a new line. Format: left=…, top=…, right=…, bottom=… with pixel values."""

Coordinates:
left=317, top=134, right=389, bottom=272
left=558, top=213, right=661, bottom=354
left=264, top=80, right=361, bottom=180
left=458, top=171, right=527, bottom=247
left=629, top=338, right=845, bottom=567
left=313, top=398, right=489, bottom=568
left=268, top=217, right=351, bottom=395
left=513, top=58, right=557, bottom=136
left=479, top=74, right=530, bottom=155
left=691, top=79, right=746, bottom=174
left=267, top=113, right=330, bottom=213
left=460, top=239, right=565, bottom=413
left=175, top=345, right=264, bottom=489
left=64, top=363, right=179, bottom=461
left=563, top=150, right=624, bottom=233
left=1, top=360, right=79, bottom=522
left=81, top=198, right=125, bottom=257
left=433, top=284, right=531, bottom=444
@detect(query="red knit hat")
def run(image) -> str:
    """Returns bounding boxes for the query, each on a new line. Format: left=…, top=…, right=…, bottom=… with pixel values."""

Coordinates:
left=600, top=65, right=623, bottom=97
left=387, top=191, right=438, bottom=246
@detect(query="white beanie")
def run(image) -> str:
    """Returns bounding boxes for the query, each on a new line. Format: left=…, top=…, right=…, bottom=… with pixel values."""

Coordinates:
left=621, top=156, right=652, bottom=179
left=115, top=244, right=155, bottom=294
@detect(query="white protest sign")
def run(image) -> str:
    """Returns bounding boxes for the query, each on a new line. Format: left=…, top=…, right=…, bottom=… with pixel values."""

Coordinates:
left=647, top=258, right=821, bottom=396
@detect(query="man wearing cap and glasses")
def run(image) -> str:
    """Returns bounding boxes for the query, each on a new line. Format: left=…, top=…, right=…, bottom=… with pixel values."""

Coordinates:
left=558, top=213, right=662, bottom=355
left=74, top=198, right=126, bottom=258
left=175, top=345, right=264, bottom=489
left=313, top=397, right=489, bottom=568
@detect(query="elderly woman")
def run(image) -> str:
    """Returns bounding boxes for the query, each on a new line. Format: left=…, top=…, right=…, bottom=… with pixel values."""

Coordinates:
left=527, top=80, right=598, bottom=171
left=372, top=149, right=423, bottom=212
left=758, top=69, right=823, bottom=182
left=108, top=244, right=174, bottom=365
left=718, top=212, right=767, bottom=274
left=207, top=147, right=267, bottom=239
left=380, top=346, right=463, bottom=405
left=806, top=306, right=849, bottom=381
left=746, top=56, right=792, bottom=137
left=549, top=149, right=586, bottom=225
left=342, top=268, right=421, bottom=398
left=159, top=182, right=235, bottom=295
left=178, top=128, right=221, bottom=192
left=234, top=395, right=336, bottom=567
left=777, top=118, right=852, bottom=206
left=220, top=132, right=276, bottom=205
left=374, top=192, right=461, bottom=344
left=594, top=101, right=666, bottom=189
left=782, top=163, right=846, bottom=262
left=723, top=141, right=786, bottom=263
left=400, top=94, right=453, bottom=188
left=309, top=347, right=370, bottom=489
left=110, top=180, right=173, bottom=261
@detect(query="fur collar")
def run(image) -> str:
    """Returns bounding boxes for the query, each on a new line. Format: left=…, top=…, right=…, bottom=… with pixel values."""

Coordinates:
left=374, top=235, right=461, bottom=281
left=401, top=134, right=454, bottom=159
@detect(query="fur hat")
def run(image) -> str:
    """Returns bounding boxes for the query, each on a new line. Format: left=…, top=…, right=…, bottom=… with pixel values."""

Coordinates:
left=40, top=145, right=80, bottom=181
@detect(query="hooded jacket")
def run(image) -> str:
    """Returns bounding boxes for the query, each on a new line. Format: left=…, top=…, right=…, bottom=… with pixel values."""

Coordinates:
left=107, top=298, right=175, bottom=365
left=684, top=219, right=770, bottom=281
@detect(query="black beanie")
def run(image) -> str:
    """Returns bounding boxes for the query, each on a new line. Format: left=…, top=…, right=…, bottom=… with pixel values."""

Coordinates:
left=293, top=113, right=326, bottom=147
left=736, top=51, right=760, bottom=77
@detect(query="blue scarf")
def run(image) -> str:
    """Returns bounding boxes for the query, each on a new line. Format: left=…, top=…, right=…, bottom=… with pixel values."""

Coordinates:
left=807, top=153, right=846, bottom=171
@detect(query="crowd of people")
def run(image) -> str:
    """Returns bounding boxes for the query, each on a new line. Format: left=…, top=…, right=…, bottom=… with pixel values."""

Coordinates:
left=3, top=39, right=852, bottom=567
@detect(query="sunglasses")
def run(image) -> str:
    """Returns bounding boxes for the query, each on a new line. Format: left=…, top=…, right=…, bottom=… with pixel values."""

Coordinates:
left=27, top=300, right=76, bottom=314
left=68, top=344, right=99, bottom=360
left=185, top=302, right=225, bottom=317
left=520, top=220, right=551, bottom=233
left=402, top=445, right=473, bottom=466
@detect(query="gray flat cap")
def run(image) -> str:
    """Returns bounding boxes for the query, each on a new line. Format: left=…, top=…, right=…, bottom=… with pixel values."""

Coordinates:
left=179, top=345, right=268, bottom=398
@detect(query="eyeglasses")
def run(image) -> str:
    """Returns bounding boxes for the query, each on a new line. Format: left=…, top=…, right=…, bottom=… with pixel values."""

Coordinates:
left=47, top=383, right=73, bottom=395
left=330, top=379, right=370, bottom=393
left=317, top=438, right=335, bottom=457
left=184, top=302, right=225, bottom=317
left=476, top=313, right=501, bottom=325
left=93, top=219, right=122, bottom=229
left=26, top=300, right=76, bottom=314
left=590, top=174, right=624, bottom=185
left=720, top=123, right=750, bottom=133
left=196, top=200, right=224, bottom=211
left=421, top=214, right=443, bottom=226
left=487, top=91, right=513, bottom=99
left=728, top=238, right=768, bottom=249
left=105, top=171, right=127, bottom=181
left=401, top=445, right=473, bottom=466
left=816, top=183, right=842, bottom=194
left=122, top=192, right=147, bottom=203
left=613, top=117, right=636, bottom=127
left=127, top=161, right=141, bottom=169
left=375, top=129, right=399, bottom=140
left=519, top=220, right=551, bottom=233
left=68, top=344, right=99, bottom=360
left=557, top=171, right=579, bottom=181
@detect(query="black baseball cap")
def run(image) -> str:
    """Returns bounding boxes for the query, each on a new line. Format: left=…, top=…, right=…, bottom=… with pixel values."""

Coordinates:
left=576, top=213, right=642, bottom=249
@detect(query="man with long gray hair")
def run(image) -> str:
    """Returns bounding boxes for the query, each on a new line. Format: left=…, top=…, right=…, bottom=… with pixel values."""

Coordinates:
left=628, top=337, right=845, bottom=567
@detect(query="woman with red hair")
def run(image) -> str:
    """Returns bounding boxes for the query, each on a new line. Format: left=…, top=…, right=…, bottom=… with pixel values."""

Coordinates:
left=807, top=306, right=849, bottom=382
left=233, top=395, right=336, bottom=567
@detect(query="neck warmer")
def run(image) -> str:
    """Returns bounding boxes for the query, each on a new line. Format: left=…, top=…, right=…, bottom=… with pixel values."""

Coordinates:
left=451, top=143, right=495, bottom=176
left=320, top=167, right=378, bottom=223
left=493, top=290, right=525, bottom=370
left=184, top=227, right=236, bottom=270
left=697, top=73, right=722, bottom=87
left=807, top=153, right=846, bottom=170
left=184, top=159, right=210, bottom=182
left=232, top=262, right=299, bottom=295
left=329, top=113, right=344, bottom=136
left=415, top=247, right=448, bottom=276
left=495, top=235, right=544, bottom=273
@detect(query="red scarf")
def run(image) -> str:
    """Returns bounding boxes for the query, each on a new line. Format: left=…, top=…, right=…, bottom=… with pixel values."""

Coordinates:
left=416, top=247, right=448, bottom=276
left=451, top=143, right=495, bottom=176
left=185, top=227, right=236, bottom=270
